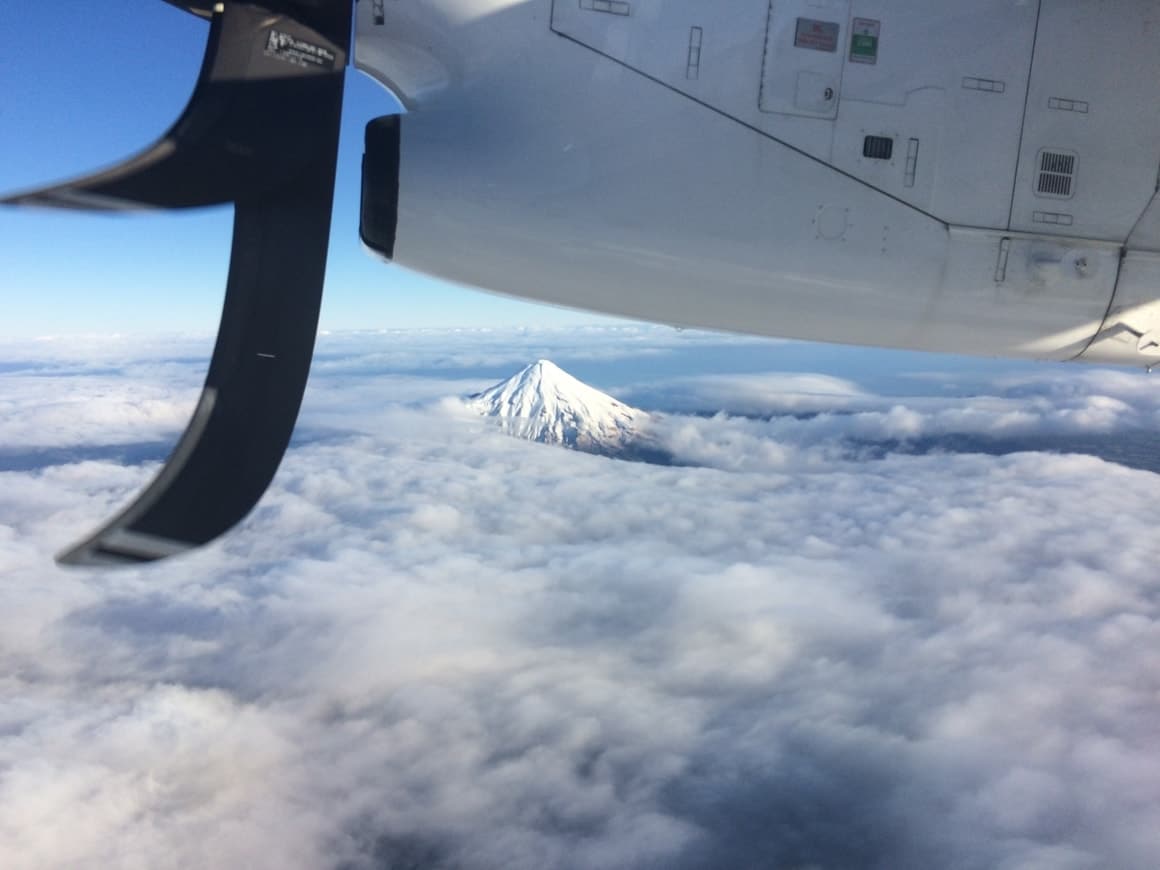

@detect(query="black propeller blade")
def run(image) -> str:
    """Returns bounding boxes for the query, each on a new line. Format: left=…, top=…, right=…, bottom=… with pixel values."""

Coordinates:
left=3, top=1, right=354, bottom=565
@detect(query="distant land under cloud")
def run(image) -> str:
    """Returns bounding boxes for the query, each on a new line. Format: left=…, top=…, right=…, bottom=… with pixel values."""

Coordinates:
left=1, top=327, right=1158, bottom=869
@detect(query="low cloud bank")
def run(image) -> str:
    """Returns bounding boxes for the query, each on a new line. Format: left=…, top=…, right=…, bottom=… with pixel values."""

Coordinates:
left=616, top=366, right=1160, bottom=473
left=1, top=331, right=1157, bottom=869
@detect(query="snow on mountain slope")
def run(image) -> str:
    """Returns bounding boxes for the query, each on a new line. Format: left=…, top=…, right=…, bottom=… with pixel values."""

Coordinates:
left=466, top=360, right=650, bottom=453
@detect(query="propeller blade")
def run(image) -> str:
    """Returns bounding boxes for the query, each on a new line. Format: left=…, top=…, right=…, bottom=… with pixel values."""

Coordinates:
left=3, top=1, right=355, bottom=565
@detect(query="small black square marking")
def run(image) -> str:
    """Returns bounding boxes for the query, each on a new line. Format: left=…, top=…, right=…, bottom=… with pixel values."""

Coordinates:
left=862, top=135, right=893, bottom=160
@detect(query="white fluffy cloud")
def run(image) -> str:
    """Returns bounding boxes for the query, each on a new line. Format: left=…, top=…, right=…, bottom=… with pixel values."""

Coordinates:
left=1, top=330, right=1158, bottom=869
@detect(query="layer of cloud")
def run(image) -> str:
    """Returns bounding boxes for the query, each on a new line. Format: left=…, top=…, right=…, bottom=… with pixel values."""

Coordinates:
left=622, top=367, right=1160, bottom=436
left=616, top=365, right=1160, bottom=474
left=1, top=331, right=1158, bottom=869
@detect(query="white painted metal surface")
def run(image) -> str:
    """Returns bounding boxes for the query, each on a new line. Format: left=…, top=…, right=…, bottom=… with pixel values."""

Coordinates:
left=833, top=0, right=1038, bottom=226
left=1009, top=1, right=1160, bottom=242
left=1083, top=252, right=1160, bottom=365
left=759, top=0, right=848, bottom=120
left=542, top=0, right=1042, bottom=226
left=354, top=0, right=1160, bottom=368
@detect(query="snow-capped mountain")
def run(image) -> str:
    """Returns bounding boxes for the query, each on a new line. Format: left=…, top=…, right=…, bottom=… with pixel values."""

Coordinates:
left=466, top=360, right=650, bottom=453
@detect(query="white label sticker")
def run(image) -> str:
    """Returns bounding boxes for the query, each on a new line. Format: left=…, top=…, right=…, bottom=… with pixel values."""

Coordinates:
left=849, top=18, right=880, bottom=65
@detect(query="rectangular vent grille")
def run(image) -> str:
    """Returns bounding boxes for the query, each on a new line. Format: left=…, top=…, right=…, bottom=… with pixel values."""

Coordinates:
left=1036, top=150, right=1076, bottom=198
left=862, top=135, right=893, bottom=160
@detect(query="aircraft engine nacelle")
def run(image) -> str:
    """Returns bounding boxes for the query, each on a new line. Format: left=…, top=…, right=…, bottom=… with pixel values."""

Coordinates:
left=356, top=0, right=1160, bottom=367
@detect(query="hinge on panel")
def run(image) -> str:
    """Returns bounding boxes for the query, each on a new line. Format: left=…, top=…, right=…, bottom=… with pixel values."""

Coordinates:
left=686, top=26, right=703, bottom=80
left=994, top=237, right=1011, bottom=283
left=904, top=138, right=919, bottom=188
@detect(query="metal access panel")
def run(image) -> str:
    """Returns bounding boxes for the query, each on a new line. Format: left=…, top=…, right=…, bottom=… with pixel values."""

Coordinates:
left=1009, top=1, right=1160, bottom=241
left=830, top=0, right=1037, bottom=227
left=760, top=0, right=850, bottom=119
left=547, top=0, right=838, bottom=161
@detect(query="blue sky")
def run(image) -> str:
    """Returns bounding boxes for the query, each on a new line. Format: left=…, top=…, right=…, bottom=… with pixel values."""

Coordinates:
left=1, top=2, right=610, bottom=337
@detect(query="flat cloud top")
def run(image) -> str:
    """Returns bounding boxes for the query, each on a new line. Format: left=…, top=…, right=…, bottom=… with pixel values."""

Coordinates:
left=1, top=329, right=1157, bottom=869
